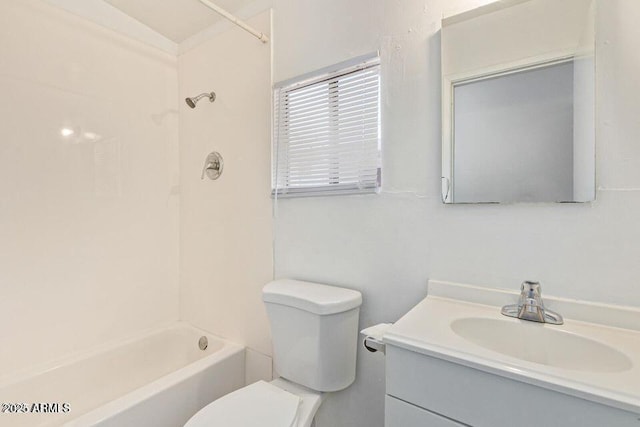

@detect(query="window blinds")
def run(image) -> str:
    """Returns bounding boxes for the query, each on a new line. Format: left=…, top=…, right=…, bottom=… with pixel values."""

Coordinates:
left=273, top=56, right=381, bottom=197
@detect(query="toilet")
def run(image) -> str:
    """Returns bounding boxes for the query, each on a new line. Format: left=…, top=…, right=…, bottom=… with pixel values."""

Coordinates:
left=184, top=279, right=363, bottom=427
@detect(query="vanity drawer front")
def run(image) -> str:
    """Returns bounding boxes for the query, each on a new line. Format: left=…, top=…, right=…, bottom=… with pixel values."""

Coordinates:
left=385, top=395, right=464, bottom=427
left=386, top=345, right=640, bottom=427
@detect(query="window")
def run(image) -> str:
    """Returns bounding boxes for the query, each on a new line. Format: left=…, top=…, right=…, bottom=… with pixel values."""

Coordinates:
left=272, top=55, right=381, bottom=197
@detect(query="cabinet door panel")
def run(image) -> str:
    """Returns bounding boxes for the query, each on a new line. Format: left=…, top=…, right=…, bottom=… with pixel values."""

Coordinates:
left=386, top=346, right=640, bottom=427
left=385, top=395, right=464, bottom=427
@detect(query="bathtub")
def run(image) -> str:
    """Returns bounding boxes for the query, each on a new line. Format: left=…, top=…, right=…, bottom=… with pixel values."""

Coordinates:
left=0, top=323, right=245, bottom=427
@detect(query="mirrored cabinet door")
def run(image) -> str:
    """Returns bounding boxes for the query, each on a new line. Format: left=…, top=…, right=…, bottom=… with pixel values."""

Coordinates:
left=441, top=0, right=596, bottom=204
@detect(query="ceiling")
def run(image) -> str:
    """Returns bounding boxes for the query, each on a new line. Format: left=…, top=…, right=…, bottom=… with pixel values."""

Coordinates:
left=103, top=0, right=255, bottom=43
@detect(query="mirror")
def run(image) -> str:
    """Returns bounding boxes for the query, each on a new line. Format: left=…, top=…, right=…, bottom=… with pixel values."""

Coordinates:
left=441, top=0, right=595, bottom=204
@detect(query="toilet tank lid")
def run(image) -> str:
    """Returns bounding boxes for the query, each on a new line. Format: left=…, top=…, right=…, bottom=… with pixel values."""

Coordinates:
left=263, top=279, right=362, bottom=315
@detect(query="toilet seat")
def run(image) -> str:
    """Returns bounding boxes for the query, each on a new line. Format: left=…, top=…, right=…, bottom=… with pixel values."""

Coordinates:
left=184, top=381, right=301, bottom=427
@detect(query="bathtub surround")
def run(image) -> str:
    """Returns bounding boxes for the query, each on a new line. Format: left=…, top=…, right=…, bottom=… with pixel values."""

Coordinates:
left=178, top=11, right=274, bottom=381
left=272, top=0, right=640, bottom=426
left=0, top=0, right=180, bottom=376
left=1, top=0, right=273, bottom=389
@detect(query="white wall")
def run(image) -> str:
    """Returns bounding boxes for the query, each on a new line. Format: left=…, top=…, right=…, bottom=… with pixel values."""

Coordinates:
left=272, top=1, right=640, bottom=426
left=441, top=0, right=591, bottom=78
left=0, top=0, right=180, bottom=375
left=178, top=11, right=274, bottom=382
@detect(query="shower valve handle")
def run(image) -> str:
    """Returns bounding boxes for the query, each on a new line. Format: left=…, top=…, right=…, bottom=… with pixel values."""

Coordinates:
left=201, top=152, right=224, bottom=180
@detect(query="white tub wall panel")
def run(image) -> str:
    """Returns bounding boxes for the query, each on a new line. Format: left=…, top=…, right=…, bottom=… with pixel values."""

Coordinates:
left=178, top=11, right=273, bottom=357
left=0, top=0, right=179, bottom=376
left=245, top=348, right=273, bottom=385
left=272, top=1, right=640, bottom=427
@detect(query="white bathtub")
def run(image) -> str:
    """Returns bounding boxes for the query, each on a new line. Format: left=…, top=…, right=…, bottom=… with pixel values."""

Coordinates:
left=0, top=323, right=245, bottom=427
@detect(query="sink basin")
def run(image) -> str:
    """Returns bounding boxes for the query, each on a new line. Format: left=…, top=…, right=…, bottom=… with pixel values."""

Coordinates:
left=384, top=282, right=640, bottom=414
left=451, top=317, right=632, bottom=373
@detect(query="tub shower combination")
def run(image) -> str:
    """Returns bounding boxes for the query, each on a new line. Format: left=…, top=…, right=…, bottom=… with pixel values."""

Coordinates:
left=0, top=324, right=244, bottom=427
left=1, top=2, right=280, bottom=426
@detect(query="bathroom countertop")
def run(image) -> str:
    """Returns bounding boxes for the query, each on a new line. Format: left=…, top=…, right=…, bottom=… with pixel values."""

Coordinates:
left=384, top=280, right=640, bottom=415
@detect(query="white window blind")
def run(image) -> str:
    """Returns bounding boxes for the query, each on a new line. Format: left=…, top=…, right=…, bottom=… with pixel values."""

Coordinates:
left=273, top=56, right=381, bottom=197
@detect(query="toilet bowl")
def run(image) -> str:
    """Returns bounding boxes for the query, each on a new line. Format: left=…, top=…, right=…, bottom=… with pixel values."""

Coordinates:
left=184, top=279, right=362, bottom=427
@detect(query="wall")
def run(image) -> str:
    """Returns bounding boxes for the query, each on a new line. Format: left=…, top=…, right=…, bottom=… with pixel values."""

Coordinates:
left=0, top=0, right=179, bottom=376
left=178, top=11, right=274, bottom=383
left=272, top=0, right=640, bottom=426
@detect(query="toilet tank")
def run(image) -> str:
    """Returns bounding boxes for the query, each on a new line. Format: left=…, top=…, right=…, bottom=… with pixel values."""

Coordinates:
left=263, top=279, right=362, bottom=392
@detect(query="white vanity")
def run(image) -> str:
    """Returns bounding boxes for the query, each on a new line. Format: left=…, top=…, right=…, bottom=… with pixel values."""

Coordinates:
left=382, top=281, right=640, bottom=427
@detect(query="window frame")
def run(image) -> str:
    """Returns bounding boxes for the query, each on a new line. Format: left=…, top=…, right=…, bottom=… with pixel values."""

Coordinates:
left=272, top=53, right=382, bottom=198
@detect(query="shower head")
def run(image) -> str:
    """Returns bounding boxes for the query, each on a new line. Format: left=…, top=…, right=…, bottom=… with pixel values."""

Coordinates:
left=186, top=92, right=216, bottom=109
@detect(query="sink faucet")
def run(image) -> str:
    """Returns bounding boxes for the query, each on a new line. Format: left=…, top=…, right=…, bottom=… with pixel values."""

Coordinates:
left=501, top=281, right=563, bottom=325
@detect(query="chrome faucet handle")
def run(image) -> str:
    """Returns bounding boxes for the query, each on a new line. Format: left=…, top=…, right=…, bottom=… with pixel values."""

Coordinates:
left=502, top=280, right=564, bottom=325
left=517, top=281, right=545, bottom=322
left=520, top=281, right=541, bottom=299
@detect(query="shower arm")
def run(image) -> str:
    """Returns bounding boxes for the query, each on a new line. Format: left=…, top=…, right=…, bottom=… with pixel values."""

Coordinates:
left=198, top=0, right=269, bottom=44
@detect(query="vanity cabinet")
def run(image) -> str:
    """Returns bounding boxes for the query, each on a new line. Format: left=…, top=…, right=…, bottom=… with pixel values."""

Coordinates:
left=385, top=345, right=640, bottom=427
left=379, top=278, right=640, bottom=427
left=385, top=395, right=463, bottom=427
